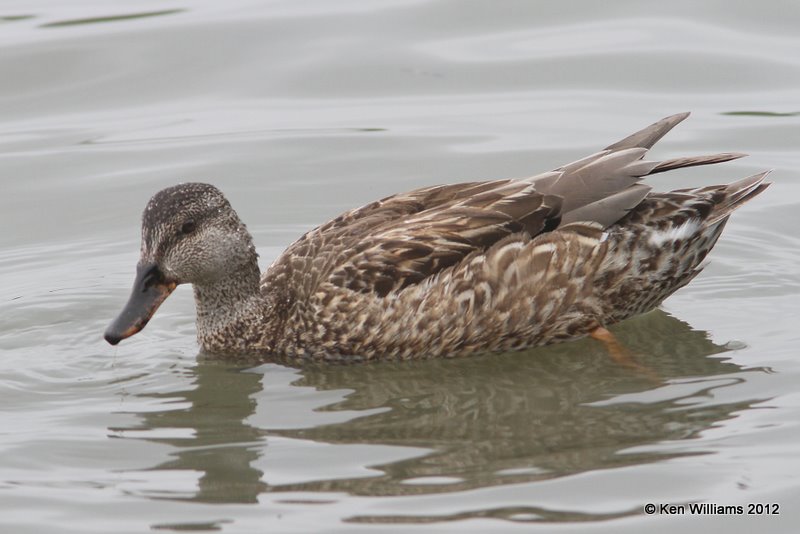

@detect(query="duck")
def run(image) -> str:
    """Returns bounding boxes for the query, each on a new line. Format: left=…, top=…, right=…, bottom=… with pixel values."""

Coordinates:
left=104, top=112, right=770, bottom=361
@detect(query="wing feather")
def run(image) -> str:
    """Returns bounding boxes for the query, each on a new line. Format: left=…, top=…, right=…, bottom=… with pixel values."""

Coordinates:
left=262, top=113, right=764, bottom=301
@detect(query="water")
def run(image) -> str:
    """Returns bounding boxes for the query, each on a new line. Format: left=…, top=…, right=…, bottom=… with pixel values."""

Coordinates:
left=2, top=1, right=800, bottom=532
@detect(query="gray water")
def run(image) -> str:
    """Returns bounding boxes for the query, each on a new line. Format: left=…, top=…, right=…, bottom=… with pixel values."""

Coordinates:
left=2, top=1, right=800, bottom=532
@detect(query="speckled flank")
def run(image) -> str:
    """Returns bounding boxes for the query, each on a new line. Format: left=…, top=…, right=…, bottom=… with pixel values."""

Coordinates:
left=110, top=113, right=770, bottom=361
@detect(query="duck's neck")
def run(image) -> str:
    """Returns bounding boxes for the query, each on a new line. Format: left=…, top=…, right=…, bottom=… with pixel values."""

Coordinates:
left=192, top=254, right=267, bottom=353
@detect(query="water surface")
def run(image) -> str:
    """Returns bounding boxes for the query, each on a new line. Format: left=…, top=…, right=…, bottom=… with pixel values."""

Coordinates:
left=2, top=1, right=800, bottom=532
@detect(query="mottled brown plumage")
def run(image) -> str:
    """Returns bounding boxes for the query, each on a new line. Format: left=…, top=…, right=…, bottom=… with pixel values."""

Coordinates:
left=104, top=113, right=771, bottom=361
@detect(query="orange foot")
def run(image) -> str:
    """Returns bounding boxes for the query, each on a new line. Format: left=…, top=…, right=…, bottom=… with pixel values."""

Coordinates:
left=590, top=326, right=662, bottom=383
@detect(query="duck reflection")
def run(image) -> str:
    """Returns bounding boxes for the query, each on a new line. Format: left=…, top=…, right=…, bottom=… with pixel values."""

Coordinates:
left=117, top=361, right=268, bottom=503
left=119, top=310, right=763, bottom=504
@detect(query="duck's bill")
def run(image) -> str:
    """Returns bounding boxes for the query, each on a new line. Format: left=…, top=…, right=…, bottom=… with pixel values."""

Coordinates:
left=104, top=263, right=177, bottom=345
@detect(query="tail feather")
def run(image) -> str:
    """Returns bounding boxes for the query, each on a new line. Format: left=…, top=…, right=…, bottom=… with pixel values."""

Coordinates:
left=650, top=152, right=747, bottom=174
left=706, top=170, right=772, bottom=225
left=605, top=112, right=691, bottom=151
left=534, top=112, right=769, bottom=229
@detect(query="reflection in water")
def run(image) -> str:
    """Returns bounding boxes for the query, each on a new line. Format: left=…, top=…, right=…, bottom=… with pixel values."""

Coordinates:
left=114, top=363, right=267, bottom=503
left=40, top=9, right=185, bottom=28
left=117, top=310, right=764, bottom=516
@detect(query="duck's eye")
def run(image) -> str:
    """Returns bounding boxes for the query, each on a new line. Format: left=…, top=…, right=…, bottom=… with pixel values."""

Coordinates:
left=179, top=221, right=197, bottom=235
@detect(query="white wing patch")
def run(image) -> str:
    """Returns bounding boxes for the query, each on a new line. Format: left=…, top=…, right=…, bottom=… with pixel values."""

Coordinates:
left=648, top=219, right=700, bottom=247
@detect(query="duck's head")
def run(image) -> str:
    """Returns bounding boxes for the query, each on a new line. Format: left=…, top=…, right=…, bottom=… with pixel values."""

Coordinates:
left=104, top=183, right=255, bottom=345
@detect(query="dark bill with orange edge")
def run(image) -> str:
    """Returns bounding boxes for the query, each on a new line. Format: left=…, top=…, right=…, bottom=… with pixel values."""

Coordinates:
left=104, top=262, right=176, bottom=345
